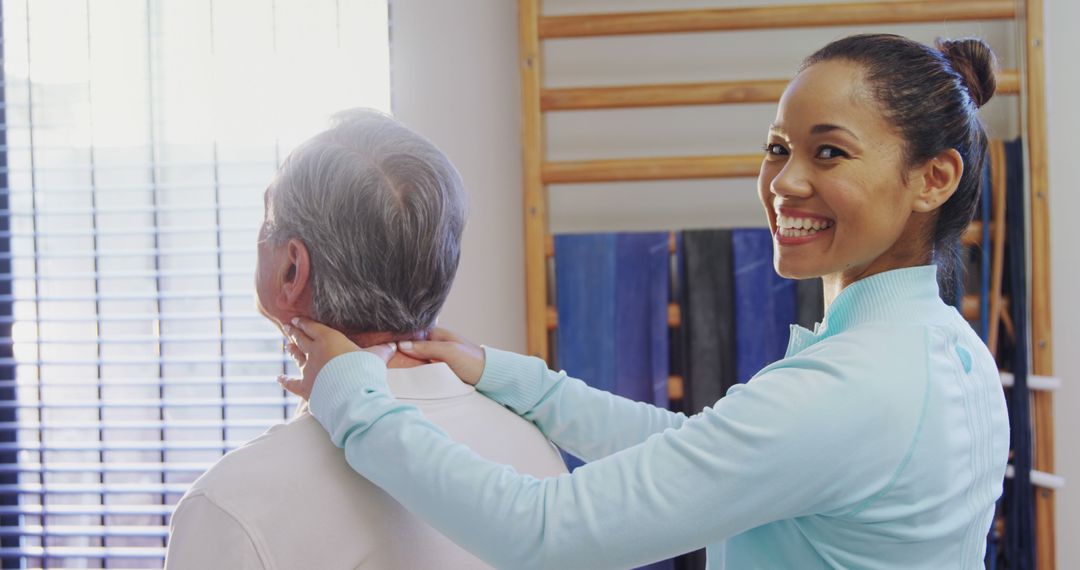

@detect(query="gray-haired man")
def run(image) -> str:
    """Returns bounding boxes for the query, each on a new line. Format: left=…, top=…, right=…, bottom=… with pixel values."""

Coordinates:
left=164, top=110, right=566, bottom=569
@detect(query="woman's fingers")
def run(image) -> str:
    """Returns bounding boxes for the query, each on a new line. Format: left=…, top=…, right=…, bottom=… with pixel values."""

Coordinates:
left=397, top=339, right=456, bottom=362
left=363, top=342, right=398, bottom=364
left=285, top=342, right=307, bottom=366
left=427, top=327, right=461, bottom=343
left=398, top=338, right=485, bottom=386
left=290, top=316, right=328, bottom=340
left=277, top=374, right=309, bottom=399
left=282, top=323, right=310, bottom=353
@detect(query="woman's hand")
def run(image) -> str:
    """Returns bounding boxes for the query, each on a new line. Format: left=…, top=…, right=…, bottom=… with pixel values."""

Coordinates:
left=278, top=316, right=397, bottom=400
left=397, top=327, right=486, bottom=386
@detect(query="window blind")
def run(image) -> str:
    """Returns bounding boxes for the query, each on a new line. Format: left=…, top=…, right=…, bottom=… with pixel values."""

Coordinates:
left=0, top=0, right=391, bottom=567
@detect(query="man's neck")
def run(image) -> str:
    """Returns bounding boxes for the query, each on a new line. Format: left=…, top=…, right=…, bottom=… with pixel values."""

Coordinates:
left=347, top=329, right=431, bottom=369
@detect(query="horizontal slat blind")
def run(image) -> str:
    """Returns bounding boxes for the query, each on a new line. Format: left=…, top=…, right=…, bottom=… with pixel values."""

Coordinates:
left=0, top=0, right=391, bottom=567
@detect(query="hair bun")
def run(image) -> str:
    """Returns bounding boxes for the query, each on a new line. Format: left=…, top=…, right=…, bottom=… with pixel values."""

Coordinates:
left=936, top=38, right=997, bottom=108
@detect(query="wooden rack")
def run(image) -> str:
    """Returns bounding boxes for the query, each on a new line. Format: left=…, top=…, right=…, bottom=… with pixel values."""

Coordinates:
left=519, top=0, right=1055, bottom=565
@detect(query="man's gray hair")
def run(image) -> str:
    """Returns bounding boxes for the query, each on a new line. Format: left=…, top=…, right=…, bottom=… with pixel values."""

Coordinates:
left=264, top=108, right=466, bottom=334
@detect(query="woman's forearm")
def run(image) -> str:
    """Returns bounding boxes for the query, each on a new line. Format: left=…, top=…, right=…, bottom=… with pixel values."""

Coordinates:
left=476, top=347, right=688, bottom=461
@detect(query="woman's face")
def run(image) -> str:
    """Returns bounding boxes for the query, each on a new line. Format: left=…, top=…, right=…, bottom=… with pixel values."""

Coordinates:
left=757, top=59, right=927, bottom=284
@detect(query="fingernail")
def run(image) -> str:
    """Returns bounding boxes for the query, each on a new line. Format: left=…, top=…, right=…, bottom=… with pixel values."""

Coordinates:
left=276, top=375, right=286, bottom=384
left=291, top=317, right=300, bottom=325
left=282, top=324, right=291, bottom=335
left=398, top=341, right=413, bottom=351
left=389, top=342, right=398, bottom=352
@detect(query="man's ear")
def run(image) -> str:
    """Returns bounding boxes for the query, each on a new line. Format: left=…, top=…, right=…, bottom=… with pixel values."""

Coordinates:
left=278, top=238, right=312, bottom=309
left=911, top=148, right=963, bottom=213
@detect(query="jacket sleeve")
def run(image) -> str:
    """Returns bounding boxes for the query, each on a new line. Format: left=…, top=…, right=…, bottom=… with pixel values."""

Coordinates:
left=309, top=345, right=926, bottom=570
left=474, top=347, right=688, bottom=461
left=165, top=493, right=266, bottom=570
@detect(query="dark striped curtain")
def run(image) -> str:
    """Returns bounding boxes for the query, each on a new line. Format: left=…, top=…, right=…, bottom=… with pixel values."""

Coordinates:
left=0, top=3, right=20, bottom=566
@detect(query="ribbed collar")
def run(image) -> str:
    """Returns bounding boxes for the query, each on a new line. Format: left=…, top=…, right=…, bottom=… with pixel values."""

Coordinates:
left=786, top=265, right=942, bottom=357
left=294, top=361, right=473, bottom=417
left=384, top=362, right=475, bottom=400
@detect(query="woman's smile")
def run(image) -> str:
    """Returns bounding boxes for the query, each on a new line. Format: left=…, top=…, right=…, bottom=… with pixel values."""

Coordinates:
left=774, top=207, right=835, bottom=245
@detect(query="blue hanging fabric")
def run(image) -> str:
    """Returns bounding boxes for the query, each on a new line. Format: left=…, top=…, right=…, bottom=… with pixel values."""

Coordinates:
left=554, top=234, right=616, bottom=473
left=614, top=233, right=671, bottom=409
left=554, top=232, right=673, bottom=570
left=732, top=229, right=796, bottom=383
left=1001, top=139, right=1035, bottom=569
left=554, top=233, right=618, bottom=396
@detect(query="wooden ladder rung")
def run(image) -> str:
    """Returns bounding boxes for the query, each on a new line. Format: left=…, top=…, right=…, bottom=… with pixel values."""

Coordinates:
left=541, top=71, right=1019, bottom=111
left=538, top=1, right=1016, bottom=38
left=543, top=154, right=761, bottom=184
left=542, top=80, right=789, bottom=111
left=963, top=221, right=988, bottom=247
left=668, top=375, right=684, bottom=401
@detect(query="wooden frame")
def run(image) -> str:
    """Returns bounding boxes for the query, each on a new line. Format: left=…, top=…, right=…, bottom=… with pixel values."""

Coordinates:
left=519, top=0, right=1055, bottom=564
left=1024, top=0, right=1056, bottom=566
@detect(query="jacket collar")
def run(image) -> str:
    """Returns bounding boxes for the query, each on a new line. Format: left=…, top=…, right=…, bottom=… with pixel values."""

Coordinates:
left=786, top=265, right=943, bottom=357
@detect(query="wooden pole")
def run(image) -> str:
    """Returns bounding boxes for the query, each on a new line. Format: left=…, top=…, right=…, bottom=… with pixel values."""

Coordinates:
left=1023, top=0, right=1056, bottom=566
left=988, top=140, right=1008, bottom=356
left=539, top=0, right=1016, bottom=38
left=543, top=154, right=762, bottom=184
left=541, top=70, right=1019, bottom=111
left=542, top=79, right=790, bottom=110
left=519, top=0, right=550, bottom=361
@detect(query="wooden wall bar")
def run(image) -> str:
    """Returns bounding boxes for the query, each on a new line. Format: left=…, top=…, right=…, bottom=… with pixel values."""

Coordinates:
left=542, top=154, right=761, bottom=184
left=542, top=79, right=790, bottom=110
left=519, top=0, right=550, bottom=360
left=542, top=70, right=1020, bottom=111
left=539, top=0, right=1016, bottom=38
left=1024, top=0, right=1056, bottom=566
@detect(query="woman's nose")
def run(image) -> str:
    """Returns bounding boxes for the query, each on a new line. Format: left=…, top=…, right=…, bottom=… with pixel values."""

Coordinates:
left=770, top=159, right=813, bottom=199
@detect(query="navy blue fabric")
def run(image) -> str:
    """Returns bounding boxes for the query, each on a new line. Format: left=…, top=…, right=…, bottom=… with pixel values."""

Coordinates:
left=1001, top=139, right=1035, bottom=570
left=732, top=229, right=796, bottom=383
left=979, top=157, right=992, bottom=341
left=614, top=234, right=671, bottom=409
left=555, top=232, right=673, bottom=570
left=555, top=234, right=618, bottom=396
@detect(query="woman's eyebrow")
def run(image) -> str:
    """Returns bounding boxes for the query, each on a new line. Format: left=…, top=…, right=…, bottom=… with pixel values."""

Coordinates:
left=810, top=123, right=860, bottom=140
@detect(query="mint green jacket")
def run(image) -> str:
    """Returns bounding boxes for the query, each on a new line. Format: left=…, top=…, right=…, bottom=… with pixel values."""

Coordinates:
left=310, top=266, right=1009, bottom=569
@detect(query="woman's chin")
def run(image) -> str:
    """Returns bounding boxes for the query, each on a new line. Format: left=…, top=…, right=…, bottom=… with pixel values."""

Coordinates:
left=774, top=260, right=825, bottom=281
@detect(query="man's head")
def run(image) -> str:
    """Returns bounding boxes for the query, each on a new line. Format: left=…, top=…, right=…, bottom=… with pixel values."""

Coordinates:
left=255, top=109, right=466, bottom=340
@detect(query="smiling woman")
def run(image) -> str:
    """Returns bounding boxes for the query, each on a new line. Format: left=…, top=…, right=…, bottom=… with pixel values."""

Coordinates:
left=281, top=32, right=1012, bottom=570
left=760, top=35, right=993, bottom=308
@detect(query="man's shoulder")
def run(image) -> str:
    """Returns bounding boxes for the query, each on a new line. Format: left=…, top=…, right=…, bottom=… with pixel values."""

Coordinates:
left=185, top=413, right=342, bottom=498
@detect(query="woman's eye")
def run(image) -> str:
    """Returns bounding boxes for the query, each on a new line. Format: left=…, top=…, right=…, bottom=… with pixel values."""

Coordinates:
left=763, top=143, right=788, bottom=156
left=815, top=146, right=848, bottom=159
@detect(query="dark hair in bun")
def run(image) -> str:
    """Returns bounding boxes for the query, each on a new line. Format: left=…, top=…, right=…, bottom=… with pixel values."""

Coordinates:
left=801, top=34, right=997, bottom=299
left=938, top=38, right=998, bottom=108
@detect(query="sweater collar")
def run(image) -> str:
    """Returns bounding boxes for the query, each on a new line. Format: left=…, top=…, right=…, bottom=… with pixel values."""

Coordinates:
left=786, top=265, right=942, bottom=357
left=293, top=361, right=473, bottom=417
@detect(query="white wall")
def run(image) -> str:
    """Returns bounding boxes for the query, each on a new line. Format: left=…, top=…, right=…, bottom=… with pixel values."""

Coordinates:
left=389, top=0, right=527, bottom=350
left=391, top=1, right=1076, bottom=564
left=1046, top=0, right=1079, bottom=566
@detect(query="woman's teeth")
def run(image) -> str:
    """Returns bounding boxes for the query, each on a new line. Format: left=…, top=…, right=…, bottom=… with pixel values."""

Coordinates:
left=776, top=214, right=834, bottom=238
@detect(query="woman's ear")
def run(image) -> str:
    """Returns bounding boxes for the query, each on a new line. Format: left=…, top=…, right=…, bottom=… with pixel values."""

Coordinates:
left=912, top=148, right=963, bottom=213
left=279, top=238, right=312, bottom=308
